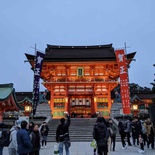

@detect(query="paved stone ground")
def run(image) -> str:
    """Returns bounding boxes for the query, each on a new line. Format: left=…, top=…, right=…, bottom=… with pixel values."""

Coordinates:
left=3, top=142, right=155, bottom=155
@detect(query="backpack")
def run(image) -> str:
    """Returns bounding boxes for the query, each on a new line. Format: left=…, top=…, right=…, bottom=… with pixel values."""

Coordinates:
left=118, top=121, right=125, bottom=133
left=0, top=131, right=12, bottom=147
left=141, top=123, right=146, bottom=134
left=125, top=121, right=128, bottom=129
left=0, top=131, right=2, bottom=138
left=108, top=127, right=114, bottom=137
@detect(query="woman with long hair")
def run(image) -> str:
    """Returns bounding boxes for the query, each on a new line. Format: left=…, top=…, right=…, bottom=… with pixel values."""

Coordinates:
left=29, top=124, right=40, bottom=155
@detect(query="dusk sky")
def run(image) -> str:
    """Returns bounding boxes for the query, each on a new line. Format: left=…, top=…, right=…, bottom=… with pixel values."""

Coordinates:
left=0, top=0, right=155, bottom=92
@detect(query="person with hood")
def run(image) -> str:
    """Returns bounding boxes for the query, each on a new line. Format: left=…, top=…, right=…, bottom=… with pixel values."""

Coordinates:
left=8, top=125, right=19, bottom=155
left=93, top=117, right=109, bottom=155
left=17, top=120, right=32, bottom=155
left=56, top=112, right=71, bottom=155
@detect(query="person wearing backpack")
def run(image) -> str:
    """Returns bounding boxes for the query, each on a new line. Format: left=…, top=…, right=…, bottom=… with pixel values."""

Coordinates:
left=8, top=125, right=19, bottom=155
left=131, top=117, right=138, bottom=146
left=140, top=120, right=147, bottom=146
left=0, top=123, right=7, bottom=155
left=108, top=119, right=117, bottom=151
left=93, top=117, right=109, bottom=155
left=124, top=118, right=132, bottom=146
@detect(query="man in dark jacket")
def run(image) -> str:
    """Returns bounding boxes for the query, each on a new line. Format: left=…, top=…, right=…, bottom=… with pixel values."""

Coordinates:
left=93, top=117, right=109, bottom=155
left=56, top=112, right=71, bottom=155
left=17, top=121, right=32, bottom=155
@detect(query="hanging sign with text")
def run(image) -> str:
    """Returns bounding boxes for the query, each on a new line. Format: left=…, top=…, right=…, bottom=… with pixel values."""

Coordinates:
left=115, top=49, right=131, bottom=114
left=33, top=51, right=45, bottom=115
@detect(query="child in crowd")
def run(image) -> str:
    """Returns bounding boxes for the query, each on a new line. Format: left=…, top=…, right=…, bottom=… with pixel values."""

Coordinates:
left=138, top=134, right=144, bottom=153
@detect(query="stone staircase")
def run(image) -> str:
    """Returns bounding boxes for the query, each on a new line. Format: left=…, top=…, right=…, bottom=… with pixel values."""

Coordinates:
left=47, top=118, right=123, bottom=142
left=35, top=103, right=52, bottom=118
left=47, top=118, right=96, bottom=142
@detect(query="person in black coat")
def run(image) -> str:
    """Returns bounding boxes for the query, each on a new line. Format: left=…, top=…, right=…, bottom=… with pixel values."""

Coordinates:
left=56, top=112, right=71, bottom=155
left=118, top=121, right=126, bottom=149
left=40, top=122, right=49, bottom=149
left=131, top=118, right=138, bottom=146
left=29, top=124, right=40, bottom=155
left=0, top=123, right=8, bottom=155
left=93, top=117, right=109, bottom=155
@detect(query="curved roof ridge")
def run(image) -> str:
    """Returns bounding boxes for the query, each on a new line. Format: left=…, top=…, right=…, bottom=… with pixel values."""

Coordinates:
left=46, top=44, right=113, bottom=49
left=18, top=96, right=33, bottom=104
left=0, top=83, right=13, bottom=88
left=0, top=83, right=14, bottom=101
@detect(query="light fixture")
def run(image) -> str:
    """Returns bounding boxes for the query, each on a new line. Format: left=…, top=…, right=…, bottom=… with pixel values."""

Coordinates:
left=94, top=97, right=97, bottom=102
left=65, top=97, right=68, bottom=103
left=25, top=105, right=32, bottom=113
left=132, top=104, right=138, bottom=110
left=24, top=104, right=32, bottom=116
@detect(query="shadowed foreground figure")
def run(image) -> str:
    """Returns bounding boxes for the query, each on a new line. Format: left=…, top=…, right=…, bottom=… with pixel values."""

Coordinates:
left=56, top=112, right=71, bottom=155
left=93, top=117, right=109, bottom=155
left=17, top=121, right=32, bottom=155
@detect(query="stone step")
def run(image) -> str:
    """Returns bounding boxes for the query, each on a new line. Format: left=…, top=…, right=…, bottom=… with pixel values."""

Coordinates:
left=35, top=103, right=52, bottom=117
left=46, top=118, right=106, bottom=142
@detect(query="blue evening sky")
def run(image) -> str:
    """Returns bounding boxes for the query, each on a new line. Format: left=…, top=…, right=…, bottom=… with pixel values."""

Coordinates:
left=0, top=0, right=155, bottom=92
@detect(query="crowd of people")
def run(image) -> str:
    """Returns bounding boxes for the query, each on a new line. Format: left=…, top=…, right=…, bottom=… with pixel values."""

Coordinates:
left=0, top=112, right=154, bottom=155
left=93, top=113, right=117, bottom=155
left=0, top=112, right=70, bottom=155
left=0, top=120, right=49, bottom=155
left=93, top=112, right=155, bottom=155
left=118, top=117, right=155, bottom=153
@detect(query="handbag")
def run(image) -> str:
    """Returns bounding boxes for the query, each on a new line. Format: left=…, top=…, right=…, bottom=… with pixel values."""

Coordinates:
left=0, top=131, right=12, bottom=147
left=54, top=144, right=59, bottom=154
left=90, top=139, right=97, bottom=149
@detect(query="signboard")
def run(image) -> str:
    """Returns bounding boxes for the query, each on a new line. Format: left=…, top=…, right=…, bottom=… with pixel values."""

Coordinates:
left=115, top=49, right=131, bottom=114
left=33, top=51, right=45, bottom=115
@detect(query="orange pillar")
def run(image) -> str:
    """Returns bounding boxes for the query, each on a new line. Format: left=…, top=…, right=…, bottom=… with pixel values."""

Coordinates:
left=50, top=87, right=54, bottom=117
left=65, top=97, right=68, bottom=112
left=108, top=92, right=111, bottom=117
left=94, top=97, right=97, bottom=113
